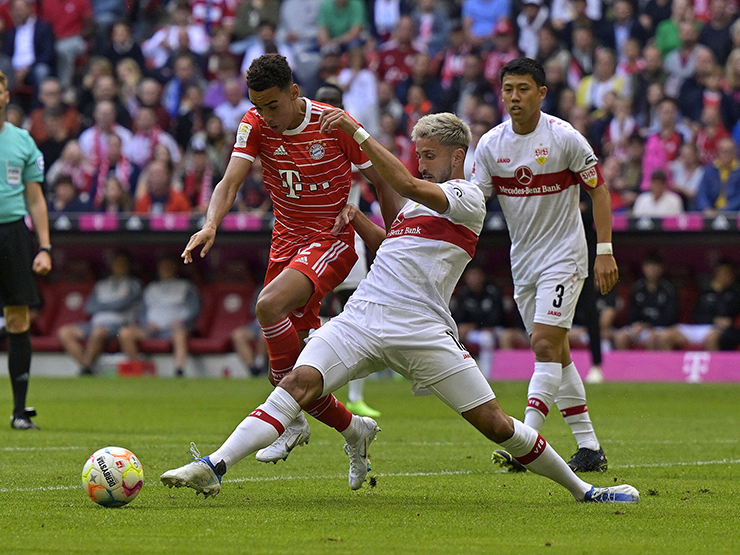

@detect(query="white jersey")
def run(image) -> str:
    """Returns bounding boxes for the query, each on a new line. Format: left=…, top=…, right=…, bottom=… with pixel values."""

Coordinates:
left=472, top=112, right=604, bottom=285
left=351, top=179, right=486, bottom=330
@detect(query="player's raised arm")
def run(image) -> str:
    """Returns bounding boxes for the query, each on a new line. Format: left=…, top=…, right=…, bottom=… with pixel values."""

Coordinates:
left=182, top=156, right=252, bottom=263
left=319, top=108, right=451, bottom=214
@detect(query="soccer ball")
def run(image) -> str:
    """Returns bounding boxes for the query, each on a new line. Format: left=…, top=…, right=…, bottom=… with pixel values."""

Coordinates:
left=81, top=447, right=144, bottom=507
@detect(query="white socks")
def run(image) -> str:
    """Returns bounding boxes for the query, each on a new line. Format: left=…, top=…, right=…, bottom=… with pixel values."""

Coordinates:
left=348, top=378, right=365, bottom=403
left=555, top=362, right=600, bottom=451
left=523, top=361, right=562, bottom=431
left=500, top=418, right=591, bottom=500
left=208, top=387, right=301, bottom=469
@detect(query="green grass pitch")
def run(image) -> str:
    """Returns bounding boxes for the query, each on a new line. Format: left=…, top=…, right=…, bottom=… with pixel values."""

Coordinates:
left=1, top=377, right=739, bottom=554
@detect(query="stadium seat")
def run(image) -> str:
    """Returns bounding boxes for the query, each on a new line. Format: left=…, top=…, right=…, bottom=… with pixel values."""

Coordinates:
left=188, top=281, right=255, bottom=354
left=31, top=281, right=95, bottom=351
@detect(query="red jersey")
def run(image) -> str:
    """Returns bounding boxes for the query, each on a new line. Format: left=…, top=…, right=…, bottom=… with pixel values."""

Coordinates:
left=231, top=98, right=372, bottom=261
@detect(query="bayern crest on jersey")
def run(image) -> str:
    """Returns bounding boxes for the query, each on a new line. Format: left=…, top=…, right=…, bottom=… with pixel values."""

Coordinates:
left=308, top=140, right=326, bottom=160
left=534, top=146, right=549, bottom=165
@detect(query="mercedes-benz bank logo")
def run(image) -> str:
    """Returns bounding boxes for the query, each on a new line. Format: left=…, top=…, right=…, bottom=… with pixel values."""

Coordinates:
left=515, top=166, right=533, bottom=185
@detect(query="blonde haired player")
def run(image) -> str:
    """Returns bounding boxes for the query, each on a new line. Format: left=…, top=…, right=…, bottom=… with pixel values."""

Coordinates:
left=162, top=110, right=638, bottom=504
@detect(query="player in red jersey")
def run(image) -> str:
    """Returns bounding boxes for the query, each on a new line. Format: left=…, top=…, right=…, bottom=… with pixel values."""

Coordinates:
left=182, top=54, right=394, bottom=463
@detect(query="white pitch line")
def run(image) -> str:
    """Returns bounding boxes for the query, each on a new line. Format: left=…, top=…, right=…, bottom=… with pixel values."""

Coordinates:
left=1, top=459, right=739, bottom=495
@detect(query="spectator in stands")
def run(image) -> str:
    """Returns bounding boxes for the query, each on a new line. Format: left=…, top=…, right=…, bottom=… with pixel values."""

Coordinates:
left=116, top=58, right=143, bottom=119
left=597, top=0, right=649, bottom=56
left=27, top=77, right=81, bottom=144
left=47, top=174, right=88, bottom=212
left=654, top=0, right=692, bottom=57
left=462, top=0, right=510, bottom=48
left=696, top=104, right=731, bottom=165
left=677, top=47, right=723, bottom=124
left=640, top=0, right=672, bottom=36
left=136, top=78, right=171, bottom=132
left=231, top=0, right=281, bottom=54
left=214, top=78, right=254, bottom=134
left=601, top=154, right=629, bottom=211
left=80, top=73, right=131, bottom=129
left=103, top=20, right=145, bottom=72
left=336, top=47, right=381, bottom=136
left=275, top=0, right=323, bottom=89
left=576, top=48, right=625, bottom=116
left=631, top=169, right=684, bottom=217
left=483, top=20, right=521, bottom=94
left=89, top=132, right=139, bottom=208
left=541, top=57, right=570, bottom=119
left=46, top=139, right=92, bottom=195
left=699, top=0, right=734, bottom=65
left=316, top=0, right=366, bottom=52
left=535, top=22, right=570, bottom=71
left=141, top=3, right=209, bottom=71
left=203, top=55, right=240, bottom=109
left=181, top=136, right=220, bottom=213
left=567, top=23, right=595, bottom=87
left=3, top=0, right=55, bottom=96
left=613, top=252, right=678, bottom=350
left=199, top=114, right=231, bottom=175
left=118, top=254, right=200, bottom=377
left=78, top=99, right=133, bottom=169
left=98, top=174, right=134, bottom=213
left=234, top=157, right=272, bottom=214
left=58, top=250, right=142, bottom=376
left=464, top=102, right=498, bottom=180
left=39, top=0, right=92, bottom=92
left=602, top=96, right=636, bottom=161
left=370, top=14, right=418, bottom=88
left=174, top=83, right=213, bottom=150
left=231, top=284, right=268, bottom=376
left=134, top=160, right=191, bottom=214
left=641, top=97, right=689, bottom=192
left=670, top=142, right=706, bottom=209
left=190, top=0, right=237, bottom=35
left=517, top=0, right=549, bottom=59
left=441, top=51, right=495, bottom=120
left=631, top=44, right=668, bottom=127
left=37, top=108, right=72, bottom=171
left=411, top=0, right=449, bottom=56
left=656, top=258, right=740, bottom=350
left=556, top=0, right=598, bottom=51
left=664, top=20, right=702, bottom=99
left=162, top=52, right=205, bottom=119
left=695, top=136, right=740, bottom=213
left=239, top=21, right=296, bottom=78
left=395, top=51, right=443, bottom=110
left=126, top=106, right=181, bottom=169
left=90, top=0, right=127, bottom=49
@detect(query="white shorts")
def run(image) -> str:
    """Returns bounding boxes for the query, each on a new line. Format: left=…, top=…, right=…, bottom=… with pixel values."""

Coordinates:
left=514, top=271, right=584, bottom=336
left=295, top=300, right=495, bottom=413
left=675, top=324, right=714, bottom=345
left=335, top=233, right=367, bottom=292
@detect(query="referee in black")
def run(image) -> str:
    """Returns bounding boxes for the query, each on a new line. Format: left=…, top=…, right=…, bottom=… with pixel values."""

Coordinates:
left=0, top=71, right=52, bottom=429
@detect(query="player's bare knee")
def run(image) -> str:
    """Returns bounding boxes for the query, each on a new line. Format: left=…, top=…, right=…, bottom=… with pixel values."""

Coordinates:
left=255, top=292, right=283, bottom=324
left=530, top=335, right=561, bottom=361
left=278, top=366, right=324, bottom=406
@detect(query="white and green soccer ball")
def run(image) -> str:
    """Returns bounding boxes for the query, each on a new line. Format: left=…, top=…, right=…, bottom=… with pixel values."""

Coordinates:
left=81, top=447, right=144, bottom=507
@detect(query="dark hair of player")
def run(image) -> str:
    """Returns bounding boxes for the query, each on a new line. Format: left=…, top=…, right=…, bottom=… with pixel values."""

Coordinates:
left=500, top=58, right=546, bottom=88
left=246, top=54, right=294, bottom=92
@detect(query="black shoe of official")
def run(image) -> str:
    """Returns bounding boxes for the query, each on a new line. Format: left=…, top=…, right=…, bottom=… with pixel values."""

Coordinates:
left=567, top=447, right=608, bottom=472
left=11, top=407, right=40, bottom=430
left=79, top=366, right=94, bottom=376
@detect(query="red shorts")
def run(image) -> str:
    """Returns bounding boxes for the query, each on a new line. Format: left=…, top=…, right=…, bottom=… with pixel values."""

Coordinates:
left=265, top=239, right=358, bottom=331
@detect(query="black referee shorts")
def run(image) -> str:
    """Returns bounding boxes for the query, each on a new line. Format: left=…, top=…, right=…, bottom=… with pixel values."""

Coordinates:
left=0, top=217, right=40, bottom=308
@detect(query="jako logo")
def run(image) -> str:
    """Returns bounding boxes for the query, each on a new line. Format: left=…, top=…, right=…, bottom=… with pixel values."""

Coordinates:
left=547, top=310, right=561, bottom=316
left=497, top=158, right=510, bottom=163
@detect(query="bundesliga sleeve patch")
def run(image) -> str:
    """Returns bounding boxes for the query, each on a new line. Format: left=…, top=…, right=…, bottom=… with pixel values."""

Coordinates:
left=236, top=123, right=252, bottom=148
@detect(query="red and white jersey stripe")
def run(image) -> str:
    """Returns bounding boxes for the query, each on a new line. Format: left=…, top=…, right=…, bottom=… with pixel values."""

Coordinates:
left=231, top=98, right=372, bottom=261
left=472, top=112, right=604, bottom=285
left=353, top=179, right=486, bottom=330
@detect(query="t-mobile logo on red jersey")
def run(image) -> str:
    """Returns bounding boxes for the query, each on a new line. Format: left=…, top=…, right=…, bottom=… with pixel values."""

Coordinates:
left=278, top=169, right=330, bottom=199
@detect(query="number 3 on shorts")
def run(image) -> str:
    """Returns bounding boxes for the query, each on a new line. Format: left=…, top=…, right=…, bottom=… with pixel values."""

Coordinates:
left=553, top=284, right=565, bottom=308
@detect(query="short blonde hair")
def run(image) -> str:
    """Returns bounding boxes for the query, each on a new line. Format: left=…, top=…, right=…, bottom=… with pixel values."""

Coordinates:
left=411, top=112, right=472, bottom=152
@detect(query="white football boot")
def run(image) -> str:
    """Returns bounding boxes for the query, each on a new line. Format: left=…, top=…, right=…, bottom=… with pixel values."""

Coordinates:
left=583, top=484, right=639, bottom=503
left=345, top=416, right=380, bottom=490
left=255, top=412, right=311, bottom=463
left=161, top=443, right=223, bottom=498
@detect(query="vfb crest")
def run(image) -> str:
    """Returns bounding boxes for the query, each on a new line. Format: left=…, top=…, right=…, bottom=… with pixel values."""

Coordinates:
left=534, top=146, right=549, bottom=165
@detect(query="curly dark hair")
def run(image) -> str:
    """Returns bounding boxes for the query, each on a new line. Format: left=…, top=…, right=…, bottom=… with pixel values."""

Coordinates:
left=246, top=54, right=293, bottom=92
left=500, top=58, right=546, bottom=88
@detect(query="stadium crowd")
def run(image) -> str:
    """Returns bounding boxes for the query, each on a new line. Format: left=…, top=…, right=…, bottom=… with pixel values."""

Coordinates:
left=2, top=0, right=740, bottom=362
